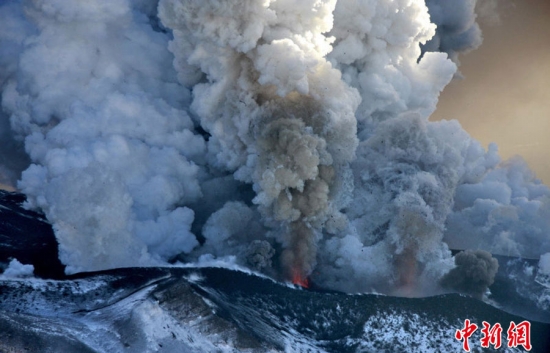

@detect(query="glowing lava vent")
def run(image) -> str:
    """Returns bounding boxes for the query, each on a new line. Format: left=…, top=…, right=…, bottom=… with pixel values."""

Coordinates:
left=291, top=269, right=310, bottom=288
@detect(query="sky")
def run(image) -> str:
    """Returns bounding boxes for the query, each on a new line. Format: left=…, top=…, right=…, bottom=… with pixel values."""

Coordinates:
left=432, top=0, right=550, bottom=184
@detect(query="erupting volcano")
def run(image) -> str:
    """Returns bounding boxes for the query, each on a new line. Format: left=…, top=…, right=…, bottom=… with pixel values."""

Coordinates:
left=291, top=269, right=310, bottom=289
left=0, top=0, right=549, bottom=300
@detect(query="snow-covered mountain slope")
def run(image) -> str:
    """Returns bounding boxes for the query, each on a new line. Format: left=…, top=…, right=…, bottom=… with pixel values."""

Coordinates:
left=1, top=192, right=550, bottom=353
left=0, top=266, right=549, bottom=353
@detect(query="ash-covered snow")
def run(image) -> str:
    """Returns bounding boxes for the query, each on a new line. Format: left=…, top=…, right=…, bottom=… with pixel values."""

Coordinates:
left=2, top=266, right=548, bottom=353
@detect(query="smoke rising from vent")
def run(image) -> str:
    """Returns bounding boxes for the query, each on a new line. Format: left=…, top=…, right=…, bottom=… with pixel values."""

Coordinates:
left=440, top=249, right=499, bottom=299
left=0, top=0, right=549, bottom=296
left=159, top=0, right=359, bottom=282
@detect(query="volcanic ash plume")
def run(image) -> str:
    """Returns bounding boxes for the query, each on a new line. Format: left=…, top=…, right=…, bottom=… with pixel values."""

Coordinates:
left=2, top=0, right=550, bottom=297
left=1, top=0, right=204, bottom=273
left=422, top=0, right=483, bottom=62
left=159, top=0, right=359, bottom=282
left=439, top=249, right=499, bottom=299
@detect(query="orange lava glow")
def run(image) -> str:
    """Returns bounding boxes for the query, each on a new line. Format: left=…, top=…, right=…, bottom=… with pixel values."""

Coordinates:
left=393, top=248, right=418, bottom=297
left=291, top=270, right=309, bottom=288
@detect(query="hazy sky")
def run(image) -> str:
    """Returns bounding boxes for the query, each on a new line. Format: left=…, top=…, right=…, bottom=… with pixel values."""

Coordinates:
left=432, top=0, right=550, bottom=183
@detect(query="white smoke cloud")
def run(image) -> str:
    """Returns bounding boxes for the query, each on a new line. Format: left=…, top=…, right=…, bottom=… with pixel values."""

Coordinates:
left=328, top=0, right=456, bottom=134
left=316, top=115, right=498, bottom=293
left=445, top=157, right=550, bottom=258
left=1, top=0, right=549, bottom=297
left=0, top=0, right=34, bottom=189
left=540, top=253, right=550, bottom=275
left=200, top=201, right=264, bottom=258
left=1, top=0, right=204, bottom=273
left=1, top=258, right=34, bottom=278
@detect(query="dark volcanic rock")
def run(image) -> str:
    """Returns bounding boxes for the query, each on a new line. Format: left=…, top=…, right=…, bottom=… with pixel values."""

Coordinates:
left=0, top=190, right=65, bottom=279
left=0, top=310, right=97, bottom=353
left=0, top=266, right=549, bottom=352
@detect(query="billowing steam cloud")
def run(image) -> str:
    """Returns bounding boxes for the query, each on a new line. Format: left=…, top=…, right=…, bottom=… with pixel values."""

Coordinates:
left=1, top=0, right=549, bottom=296
left=422, top=0, right=483, bottom=62
left=1, top=0, right=204, bottom=273
left=446, top=157, right=550, bottom=259
left=159, top=0, right=360, bottom=282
